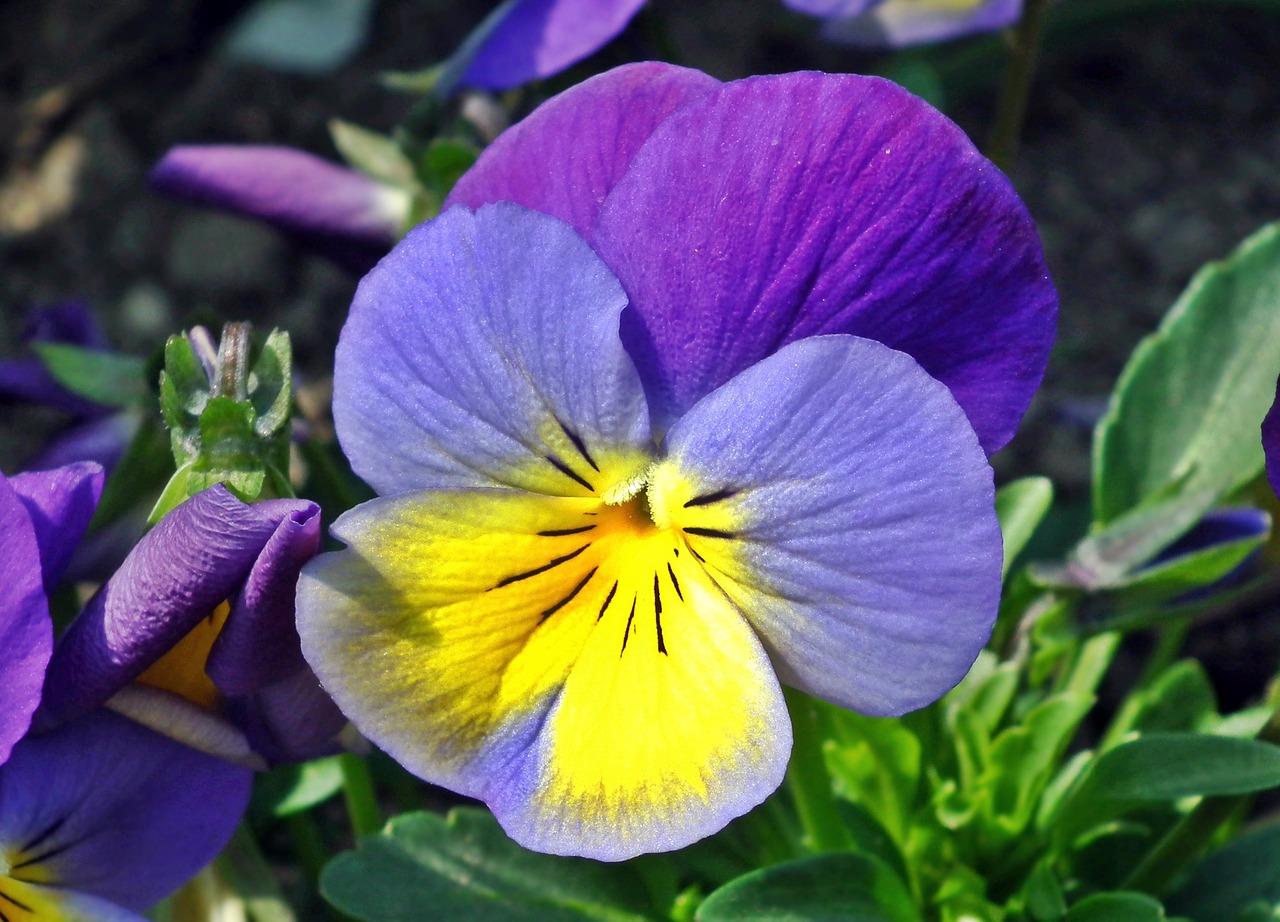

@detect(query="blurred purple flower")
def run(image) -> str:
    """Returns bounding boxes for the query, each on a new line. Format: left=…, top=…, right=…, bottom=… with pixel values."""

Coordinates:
left=1264, top=374, right=1280, bottom=498
left=461, top=0, right=647, bottom=91
left=785, top=0, right=1022, bottom=48
left=0, top=709, right=250, bottom=919
left=151, top=145, right=410, bottom=274
left=40, top=485, right=343, bottom=767
left=0, top=462, right=102, bottom=767
left=0, top=304, right=137, bottom=474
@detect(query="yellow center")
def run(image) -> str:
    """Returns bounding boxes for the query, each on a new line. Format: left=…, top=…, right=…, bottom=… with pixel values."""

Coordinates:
left=136, top=601, right=231, bottom=709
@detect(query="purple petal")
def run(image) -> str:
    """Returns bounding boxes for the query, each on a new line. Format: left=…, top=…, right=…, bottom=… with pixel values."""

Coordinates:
left=10, top=461, right=104, bottom=592
left=659, top=335, right=1001, bottom=715
left=783, top=0, right=880, bottom=15
left=151, top=145, right=408, bottom=273
left=1264, top=373, right=1280, bottom=499
left=461, top=0, right=648, bottom=91
left=227, top=669, right=347, bottom=765
left=590, top=72, right=1056, bottom=452
left=39, top=487, right=317, bottom=727
left=206, top=500, right=321, bottom=694
left=0, top=303, right=112, bottom=418
left=447, top=62, right=718, bottom=240
left=25, top=411, right=138, bottom=474
left=0, top=710, right=250, bottom=910
left=335, top=203, right=652, bottom=497
left=820, top=0, right=1023, bottom=48
left=0, top=473, right=50, bottom=766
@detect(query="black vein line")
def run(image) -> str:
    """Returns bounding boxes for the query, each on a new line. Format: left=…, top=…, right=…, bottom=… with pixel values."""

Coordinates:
left=557, top=419, right=600, bottom=472
left=689, top=546, right=706, bottom=563
left=541, top=568, right=597, bottom=619
left=10, top=837, right=77, bottom=872
left=21, top=815, right=66, bottom=853
left=673, top=547, right=680, bottom=557
left=683, top=488, right=738, bottom=508
left=0, top=906, right=11, bottom=922
left=598, top=581, right=618, bottom=622
left=544, top=454, right=594, bottom=492
left=537, top=525, right=596, bottom=537
left=683, top=526, right=735, bottom=539
left=654, top=575, right=668, bottom=655
left=0, top=889, right=32, bottom=912
left=667, top=563, right=683, bottom=601
left=620, top=596, right=637, bottom=657
left=492, top=545, right=589, bottom=589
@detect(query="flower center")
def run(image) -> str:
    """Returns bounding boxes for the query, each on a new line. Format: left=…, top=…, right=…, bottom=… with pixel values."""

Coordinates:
left=136, top=601, right=231, bottom=709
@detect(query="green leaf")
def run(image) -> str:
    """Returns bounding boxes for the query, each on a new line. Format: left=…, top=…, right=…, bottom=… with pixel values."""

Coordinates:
left=997, top=477, right=1054, bottom=578
left=1023, top=859, right=1067, bottom=921
left=329, top=118, right=415, bottom=185
left=1168, top=821, right=1280, bottom=922
left=695, top=853, right=921, bottom=922
left=248, top=329, right=293, bottom=438
left=251, top=756, right=344, bottom=818
left=1094, top=221, right=1280, bottom=523
left=1100, top=661, right=1217, bottom=750
left=1112, top=517, right=1268, bottom=604
left=417, top=138, right=479, bottom=200
left=321, top=809, right=652, bottom=922
left=1054, top=734, right=1280, bottom=843
left=1063, top=892, right=1165, bottom=921
left=33, top=342, right=148, bottom=408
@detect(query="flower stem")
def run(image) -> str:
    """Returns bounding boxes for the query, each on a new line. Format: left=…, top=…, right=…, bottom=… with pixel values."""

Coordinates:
left=986, top=0, right=1051, bottom=170
left=339, top=753, right=383, bottom=837
left=783, top=687, right=851, bottom=853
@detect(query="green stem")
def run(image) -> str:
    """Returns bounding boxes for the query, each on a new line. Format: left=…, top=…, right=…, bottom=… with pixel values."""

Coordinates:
left=783, top=688, right=851, bottom=853
left=285, top=812, right=329, bottom=887
left=985, top=0, right=1051, bottom=169
left=1123, top=684, right=1280, bottom=894
left=339, top=753, right=383, bottom=837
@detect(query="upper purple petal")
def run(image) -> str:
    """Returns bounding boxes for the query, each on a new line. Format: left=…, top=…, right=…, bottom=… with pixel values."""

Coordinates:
left=207, top=499, right=322, bottom=694
left=0, top=472, right=51, bottom=767
left=1264, top=373, right=1280, bottom=499
left=447, top=62, right=719, bottom=241
left=590, top=72, right=1055, bottom=450
left=461, top=0, right=648, bottom=91
left=151, top=145, right=407, bottom=273
left=819, top=0, right=1023, bottom=48
left=10, top=461, right=104, bottom=592
left=0, top=710, right=250, bottom=910
left=335, top=203, right=652, bottom=497
left=39, top=486, right=318, bottom=727
left=662, top=335, right=1001, bottom=715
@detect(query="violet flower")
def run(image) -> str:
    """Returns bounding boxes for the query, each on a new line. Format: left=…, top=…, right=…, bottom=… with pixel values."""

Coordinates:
left=0, top=710, right=250, bottom=920
left=785, top=0, right=1023, bottom=49
left=151, top=146, right=411, bottom=275
left=461, top=0, right=647, bottom=91
left=0, top=462, right=102, bottom=767
left=0, top=304, right=136, bottom=474
left=40, top=485, right=343, bottom=767
left=296, top=64, right=1055, bottom=859
left=1264, top=375, right=1280, bottom=497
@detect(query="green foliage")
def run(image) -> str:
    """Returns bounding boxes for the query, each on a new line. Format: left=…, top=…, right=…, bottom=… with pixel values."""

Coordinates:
left=33, top=342, right=148, bottom=407
left=694, top=854, right=921, bottom=922
left=321, top=810, right=653, bottom=922
left=251, top=757, right=345, bottom=819
left=1168, top=822, right=1280, bottom=921
left=1094, top=221, right=1280, bottom=524
left=997, top=477, right=1055, bottom=579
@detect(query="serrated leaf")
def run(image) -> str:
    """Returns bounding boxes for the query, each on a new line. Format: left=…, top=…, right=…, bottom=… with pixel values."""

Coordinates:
left=329, top=118, right=415, bottom=185
left=695, top=853, right=921, bottom=922
left=1168, top=821, right=1280, bottom=922
left=997, top=477, right=1054, bottom=578
left=320, top=809, right=652, bottom=922
left=1094, top=221, right=1280, bottom=523
left=33, top=342, right=148, bottom=408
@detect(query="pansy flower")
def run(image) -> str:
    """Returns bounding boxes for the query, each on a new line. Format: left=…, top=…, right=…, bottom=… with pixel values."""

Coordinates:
left=297, top=64, right=1055, bottom=859
left=0, top=462, right=103, bottom=768
left=785, top=0, right=1022, bottom=49
left=0, top=710, right=250, bottom=920
left=39, top=485, right=343, bottom=766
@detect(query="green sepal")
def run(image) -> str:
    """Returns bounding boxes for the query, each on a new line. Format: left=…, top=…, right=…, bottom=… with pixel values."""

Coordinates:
left=329, top=118, right=416, bottom=186
left=32, top=342, right=149, bottom=408
left=694, top=852, right=922, bottom=922
left=189, top=396, right=266, bottom=501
